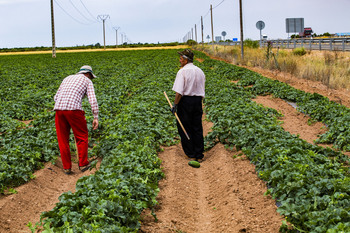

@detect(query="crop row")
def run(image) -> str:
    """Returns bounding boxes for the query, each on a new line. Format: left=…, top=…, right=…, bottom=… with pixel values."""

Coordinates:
left=214, top=61, right=350, bottom=152
left=36, top=50, right=179, bottom=232
left=197, top=56, right=350, bottom=232
left=0, top=50, right=181, bottom=231
left=1, top=49, right=349, bottom=232
left=0, top=51, right=170, bottom=193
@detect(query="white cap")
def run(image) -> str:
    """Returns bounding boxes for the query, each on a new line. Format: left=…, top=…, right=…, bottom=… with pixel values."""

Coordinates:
left=78, top=65, right=96, bottom=78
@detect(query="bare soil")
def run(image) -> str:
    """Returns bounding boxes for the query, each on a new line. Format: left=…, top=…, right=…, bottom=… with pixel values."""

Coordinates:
left=0, top=157, right=101, bottom=233
left=140, top=118, right=283, bottom=233
left=243, top=66, right=350, bottom=108
left=252, top=95, right=327, bottom=144
left=1, top=59, right=350, bottom=232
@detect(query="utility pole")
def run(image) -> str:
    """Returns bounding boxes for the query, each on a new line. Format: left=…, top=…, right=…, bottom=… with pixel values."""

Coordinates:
left=201, top=16, right=204, bottom=45
left=191, top=28, right=194, bottom=40
left=239, top=0, right=244, bottom=59
left=210, top=4, right=215, bottom=53
left=97, top=15, right=110, bottom=50
left=195, top=24, right=197, bottom=42
left=50, top=0, right=56, bottom=58
left=113, top=27, right=120, bottom=48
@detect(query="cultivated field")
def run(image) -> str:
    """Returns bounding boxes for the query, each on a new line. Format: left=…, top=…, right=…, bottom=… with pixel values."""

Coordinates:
left=0, top=49, right=349, bottom=232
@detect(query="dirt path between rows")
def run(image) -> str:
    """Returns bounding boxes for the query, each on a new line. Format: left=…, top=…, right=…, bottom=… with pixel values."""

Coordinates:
left=253, top=95, right=327, bottom=144
left=140, top=117, right=284, bottom=233
left=141, top=89, right=347, bottom=232
left=0, top=157, right=100, bottom=233
left=244, top=66, right=350, bottom=109
left=253, top=95, right=350, bottom=157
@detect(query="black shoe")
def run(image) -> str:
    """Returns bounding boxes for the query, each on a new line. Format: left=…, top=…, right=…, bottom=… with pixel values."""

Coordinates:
left=64, top=169, right=72, bottom=175
left=79, top=164, right=91, bottom=172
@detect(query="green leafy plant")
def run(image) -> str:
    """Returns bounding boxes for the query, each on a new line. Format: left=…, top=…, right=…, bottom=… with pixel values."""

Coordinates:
left=293, top=47, right=307, bottom=56
left=199, top=57, right=350, bottom=233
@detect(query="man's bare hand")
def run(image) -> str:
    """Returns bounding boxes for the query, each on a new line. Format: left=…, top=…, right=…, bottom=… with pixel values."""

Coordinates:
left=92, top=118, right=99, bottom=130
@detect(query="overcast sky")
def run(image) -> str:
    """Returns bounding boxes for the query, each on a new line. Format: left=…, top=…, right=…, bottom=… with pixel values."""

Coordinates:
left=0, top=0, right=349, bottom=48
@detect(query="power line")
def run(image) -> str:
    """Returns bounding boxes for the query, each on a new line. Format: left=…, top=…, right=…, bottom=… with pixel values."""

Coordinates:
left=203, top=9, right=210, bottom=19
left=79, top=0, right=99, bottom=22
left=183, top=0, right=227, bottom=43
left=213, top=0, right=225, bottom=9
left=68, top=0, right=96, bottom=24
left=54, top=0, right=91, bottom=25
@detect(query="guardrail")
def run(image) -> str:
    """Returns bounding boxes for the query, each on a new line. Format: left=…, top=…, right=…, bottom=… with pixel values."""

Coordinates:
left=217, top=38, right=350, bottom=52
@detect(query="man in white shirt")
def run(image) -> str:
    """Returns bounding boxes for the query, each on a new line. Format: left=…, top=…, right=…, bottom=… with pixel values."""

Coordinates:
left=172, top=49, right=206, bottom=162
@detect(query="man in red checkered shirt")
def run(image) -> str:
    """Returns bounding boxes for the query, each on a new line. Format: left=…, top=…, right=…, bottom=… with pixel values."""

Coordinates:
left=54, top=65, right=99, bottom=174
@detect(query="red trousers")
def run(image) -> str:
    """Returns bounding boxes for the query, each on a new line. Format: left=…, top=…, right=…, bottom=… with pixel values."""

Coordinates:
left=55, top=110, right=89, bottom=169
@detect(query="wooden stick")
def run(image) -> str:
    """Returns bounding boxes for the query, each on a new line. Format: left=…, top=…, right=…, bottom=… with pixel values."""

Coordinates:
left=164, top=91, right=190, bottom=140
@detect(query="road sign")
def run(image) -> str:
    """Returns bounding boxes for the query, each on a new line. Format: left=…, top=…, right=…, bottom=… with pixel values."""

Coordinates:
left=232, top=38, right=238, bottom=42
left=221, top=31, right=227, bottom=41
left=286, top=18, right=304, bottom=33
left=256, top=21, right=265, bottom=30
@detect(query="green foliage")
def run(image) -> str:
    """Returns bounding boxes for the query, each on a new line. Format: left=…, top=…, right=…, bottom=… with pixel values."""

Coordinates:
left=244, top=38, right=259, bottom=48
left=36, top=50, right=178, bottom=232
left=291, top=34, right=300, bottom=39
left=186, top=39, right=198, bottom=46
left=199, top=58, right=350, bottom=233
left=1, top=49, right=350, bottom=232
left=292, top=47, right=307, bottom=56
left=0, top=50, right=179, bottom=232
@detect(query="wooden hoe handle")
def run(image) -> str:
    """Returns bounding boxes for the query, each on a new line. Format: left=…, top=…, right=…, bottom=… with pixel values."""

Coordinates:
left=164, top=91, right=190, bottom=140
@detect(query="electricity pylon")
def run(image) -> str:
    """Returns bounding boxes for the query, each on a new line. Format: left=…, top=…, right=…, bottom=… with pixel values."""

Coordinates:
left=97, top=15, right=110, bottom=50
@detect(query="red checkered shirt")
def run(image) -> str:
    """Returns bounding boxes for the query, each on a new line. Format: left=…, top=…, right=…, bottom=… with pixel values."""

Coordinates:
left=54, top=74, right=99, bottom=119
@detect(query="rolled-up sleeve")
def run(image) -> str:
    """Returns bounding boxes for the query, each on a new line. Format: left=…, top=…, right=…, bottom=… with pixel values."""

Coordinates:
left=172, top=70, right=185, bottom=96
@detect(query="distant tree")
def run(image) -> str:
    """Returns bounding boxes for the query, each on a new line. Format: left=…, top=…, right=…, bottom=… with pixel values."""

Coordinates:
left=186, top=39, right=198, bottom=46
left=291, top=34, right=300, bottom=39
left=244, top=38, right=259, bottom=48
left=94, top=43, right=101, bottom=48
